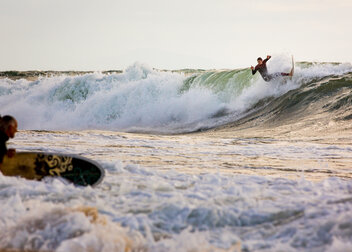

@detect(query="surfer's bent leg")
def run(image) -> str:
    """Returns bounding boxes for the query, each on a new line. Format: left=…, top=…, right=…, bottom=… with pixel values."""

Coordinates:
left=266, top=73, right=290, bottom=81
left=263, top=75, right=271, bottom=82
left=273, top=72, right=289, bottom=77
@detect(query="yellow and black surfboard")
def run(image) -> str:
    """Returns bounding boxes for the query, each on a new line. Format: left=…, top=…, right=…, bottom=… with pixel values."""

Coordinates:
left=1, top=152, right=104, bottom=187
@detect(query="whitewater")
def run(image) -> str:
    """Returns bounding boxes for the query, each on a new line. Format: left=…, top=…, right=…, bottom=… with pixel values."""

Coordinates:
left=1, top=55, right=352, bottom=251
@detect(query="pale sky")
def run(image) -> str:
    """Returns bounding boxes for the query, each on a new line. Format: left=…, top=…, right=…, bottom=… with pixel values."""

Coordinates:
left=1, top=0, right=351, bottom=70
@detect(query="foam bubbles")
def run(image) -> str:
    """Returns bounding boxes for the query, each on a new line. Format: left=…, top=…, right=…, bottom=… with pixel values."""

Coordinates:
left=1, top=150, right=352, bottom=251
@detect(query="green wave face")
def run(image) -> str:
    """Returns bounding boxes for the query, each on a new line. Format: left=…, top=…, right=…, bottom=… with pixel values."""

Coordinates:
left=180, top=68, right=253, bottom=103
left=178, top=62, right=352, bottom=132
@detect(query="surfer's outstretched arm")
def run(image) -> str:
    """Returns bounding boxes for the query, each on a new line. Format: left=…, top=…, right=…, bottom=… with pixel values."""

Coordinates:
left=251, top=66, right=256, bottom=75
left=263, top=55, right=271, bottom=63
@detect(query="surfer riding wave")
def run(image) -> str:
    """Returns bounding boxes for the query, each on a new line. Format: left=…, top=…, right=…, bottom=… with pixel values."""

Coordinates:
left=251, top=55, right=293, bottom=82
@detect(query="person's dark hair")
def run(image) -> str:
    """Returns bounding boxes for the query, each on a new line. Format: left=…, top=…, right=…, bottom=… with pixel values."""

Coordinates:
left=257, top=57, right=263, bottom=61
left=0, top=115, right=16, bottom=130
left=1, top=115, right=15, bottom=124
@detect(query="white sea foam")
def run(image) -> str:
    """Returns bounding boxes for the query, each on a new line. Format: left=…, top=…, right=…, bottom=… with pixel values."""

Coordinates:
left=1, top=160, right=352, bottom=251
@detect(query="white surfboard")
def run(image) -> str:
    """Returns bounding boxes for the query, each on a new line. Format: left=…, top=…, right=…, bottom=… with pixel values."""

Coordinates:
left=289, top=55, right=294, bottom=77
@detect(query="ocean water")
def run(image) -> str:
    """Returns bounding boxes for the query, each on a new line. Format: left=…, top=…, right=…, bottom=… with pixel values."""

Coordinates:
left=1, top=55, right=352, bottom=251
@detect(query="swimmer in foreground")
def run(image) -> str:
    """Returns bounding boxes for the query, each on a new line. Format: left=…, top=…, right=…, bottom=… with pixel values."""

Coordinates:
left=0, top=115, right=18, bottom=166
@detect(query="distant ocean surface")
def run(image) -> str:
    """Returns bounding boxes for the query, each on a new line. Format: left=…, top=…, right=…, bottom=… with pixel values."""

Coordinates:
left=1, top=55, right=352, bottom=251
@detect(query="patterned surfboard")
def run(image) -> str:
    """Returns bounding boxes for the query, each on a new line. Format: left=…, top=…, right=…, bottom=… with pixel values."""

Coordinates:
left=1, top=152, right=104, bottom=187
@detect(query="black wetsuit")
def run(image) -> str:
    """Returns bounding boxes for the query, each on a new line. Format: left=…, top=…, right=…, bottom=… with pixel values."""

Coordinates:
left=0, top=131, right=9, bottom=164
left=252, top=58, right=289, bottom=82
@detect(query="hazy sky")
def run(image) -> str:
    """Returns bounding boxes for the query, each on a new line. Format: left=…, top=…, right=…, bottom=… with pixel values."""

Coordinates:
left=1, top=0, right=351, bottom=70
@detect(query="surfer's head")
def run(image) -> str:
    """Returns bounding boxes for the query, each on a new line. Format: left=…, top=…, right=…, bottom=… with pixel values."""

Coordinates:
left=257, top=57, right=263, bottom=64
left=0, top=115, right=18, bottom=138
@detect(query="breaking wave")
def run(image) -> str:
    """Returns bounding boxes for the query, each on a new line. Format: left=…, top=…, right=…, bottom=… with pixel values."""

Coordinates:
left=0, top=56, right=351, bottom=133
